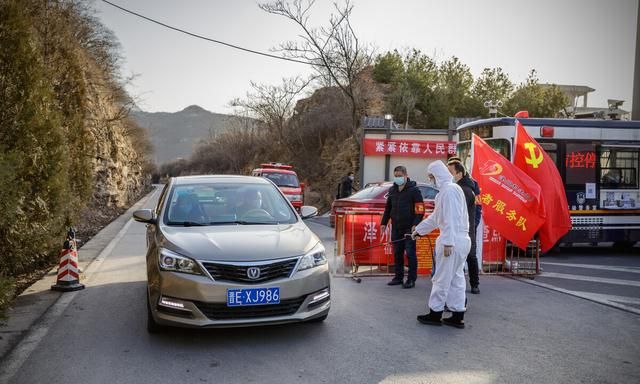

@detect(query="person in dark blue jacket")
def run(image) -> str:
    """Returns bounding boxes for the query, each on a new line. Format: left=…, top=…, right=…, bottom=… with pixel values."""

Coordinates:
left=448, top=158, right=481, bottom=294
left=381, top=166, right=424, bottom=289
left=447, top=157, right=481, bottom=231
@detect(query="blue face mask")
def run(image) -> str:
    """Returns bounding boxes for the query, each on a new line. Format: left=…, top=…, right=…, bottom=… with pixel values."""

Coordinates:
left=393, top=177, right=405, bottom=186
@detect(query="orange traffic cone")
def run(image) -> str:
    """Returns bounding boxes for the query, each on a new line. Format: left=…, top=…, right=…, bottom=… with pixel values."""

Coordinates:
left=51, top=228, right=85, bottom=292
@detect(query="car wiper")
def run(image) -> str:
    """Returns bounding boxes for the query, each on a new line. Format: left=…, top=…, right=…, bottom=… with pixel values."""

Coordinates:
left=208, top=220, right=273, bottom=225
left=167, top=221, right=207, bottom=227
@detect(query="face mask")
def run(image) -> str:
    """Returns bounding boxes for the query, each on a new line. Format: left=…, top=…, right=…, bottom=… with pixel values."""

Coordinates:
left=348, top=175, right=354, bottom=181
left=393, top=177, right=405, bottom=186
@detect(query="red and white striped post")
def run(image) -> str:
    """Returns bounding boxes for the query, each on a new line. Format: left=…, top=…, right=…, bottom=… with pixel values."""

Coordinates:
left=51, top=228, right=85, bottom=292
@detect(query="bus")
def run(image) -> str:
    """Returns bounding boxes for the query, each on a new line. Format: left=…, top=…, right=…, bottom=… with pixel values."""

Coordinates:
left=456, top=117, right=640, bottom=249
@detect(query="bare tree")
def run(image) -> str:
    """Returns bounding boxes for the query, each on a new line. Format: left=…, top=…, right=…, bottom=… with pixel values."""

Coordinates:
left=230, top=76, right=311, bottom=146
left=259, top=0, right=374, bottom=134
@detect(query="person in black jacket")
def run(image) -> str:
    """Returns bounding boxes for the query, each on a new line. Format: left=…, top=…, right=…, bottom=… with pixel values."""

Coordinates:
left=447, top=160, right=480, bottom=294
left=381, top=166, right=424, bottom=288
left=448, top=157, right=481, bottom=230
left=337, top=172, right=357, bottom=199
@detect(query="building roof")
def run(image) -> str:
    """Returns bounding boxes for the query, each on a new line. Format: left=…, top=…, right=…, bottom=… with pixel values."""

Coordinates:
left=457, top=117, right=640, bottom=130
left=541, top=84, right=596, bottom=95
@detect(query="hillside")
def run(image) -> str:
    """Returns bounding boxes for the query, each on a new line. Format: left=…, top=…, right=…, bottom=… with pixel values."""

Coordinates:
left=0, top=0, right=153, bottom=313
left=131, top=105, right=242, bottom=165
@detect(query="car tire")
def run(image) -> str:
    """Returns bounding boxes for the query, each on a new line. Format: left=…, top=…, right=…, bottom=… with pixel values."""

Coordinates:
left=147, top=292, right=164, bottom=334
left=307, top=314, right=328, bottom=323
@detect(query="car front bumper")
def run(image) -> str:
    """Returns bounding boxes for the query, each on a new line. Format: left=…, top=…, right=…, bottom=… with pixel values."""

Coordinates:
left=148, top=263, right=330, bottom=328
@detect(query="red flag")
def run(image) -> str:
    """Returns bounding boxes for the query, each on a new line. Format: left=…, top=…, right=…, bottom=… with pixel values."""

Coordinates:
left=471, top=134, right=546, bottom=249
left=513, top=120, right=572, bottom=252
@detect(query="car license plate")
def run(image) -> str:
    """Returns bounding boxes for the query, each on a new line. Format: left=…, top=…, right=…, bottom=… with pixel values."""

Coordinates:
left=227, top=287, right=280, bottom=307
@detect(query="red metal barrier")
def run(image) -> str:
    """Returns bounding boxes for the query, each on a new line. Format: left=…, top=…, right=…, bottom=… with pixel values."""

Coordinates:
left=334, top=210, right=435, bottom=277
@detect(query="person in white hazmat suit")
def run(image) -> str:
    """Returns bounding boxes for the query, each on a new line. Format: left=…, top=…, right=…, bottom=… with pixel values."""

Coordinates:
left=412, top=160, right=471, bottom=328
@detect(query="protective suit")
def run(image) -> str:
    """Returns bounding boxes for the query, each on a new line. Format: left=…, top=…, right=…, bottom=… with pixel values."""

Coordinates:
left=415, top=161, right=471, bottom=327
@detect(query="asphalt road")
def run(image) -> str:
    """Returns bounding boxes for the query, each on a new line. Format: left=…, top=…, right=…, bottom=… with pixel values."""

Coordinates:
left=4, top=194, right=640, bottom=384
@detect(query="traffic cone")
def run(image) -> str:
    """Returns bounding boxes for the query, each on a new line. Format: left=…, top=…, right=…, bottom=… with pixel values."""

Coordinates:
left=51, top=228, right=85, bottom=292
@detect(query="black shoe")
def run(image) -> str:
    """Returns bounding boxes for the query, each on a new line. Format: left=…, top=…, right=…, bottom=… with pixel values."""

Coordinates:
left=387, top=278, right=403, bottom=286
left=443, top=311, right=465, bottom=329
left=402, top=280, right=415, bottom=289
left=417, top=310, right=443, bottom=326
left=471, top=286, right=480, bottom=294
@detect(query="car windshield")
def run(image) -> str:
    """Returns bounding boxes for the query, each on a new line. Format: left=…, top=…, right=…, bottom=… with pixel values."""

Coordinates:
left=347, top=184, right=439, bottom=200
left=163, top=182, right=297, bottom=226
left=262, top=172, right=299, bottom=188
left=418, top=185, right=439, bottom=200
left=348, top=185, right=390, bottom=199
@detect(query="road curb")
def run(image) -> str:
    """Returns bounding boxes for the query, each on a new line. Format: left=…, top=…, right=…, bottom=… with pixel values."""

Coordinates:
left=512, top=275, right=640, bottom=316
left=0, top=186, right=158, bottom=364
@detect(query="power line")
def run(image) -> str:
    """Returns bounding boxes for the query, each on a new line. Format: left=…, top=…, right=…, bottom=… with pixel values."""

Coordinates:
left=100, top=0, right=315, bottom=66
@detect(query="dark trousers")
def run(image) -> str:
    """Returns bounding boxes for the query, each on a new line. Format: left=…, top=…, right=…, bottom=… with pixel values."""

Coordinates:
left=467, top=241, right=479, bottom=288
left=392, top=228, right=417, bottom=281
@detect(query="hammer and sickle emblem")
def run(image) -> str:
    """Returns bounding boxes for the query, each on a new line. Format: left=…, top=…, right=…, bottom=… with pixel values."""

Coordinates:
left=524, top=142, right=543, bottom=168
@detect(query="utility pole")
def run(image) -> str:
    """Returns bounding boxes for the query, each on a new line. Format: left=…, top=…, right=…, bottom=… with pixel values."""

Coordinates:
left=633, top=2, right=640, bottom=120
left=384, top=114, right=393, bottom=181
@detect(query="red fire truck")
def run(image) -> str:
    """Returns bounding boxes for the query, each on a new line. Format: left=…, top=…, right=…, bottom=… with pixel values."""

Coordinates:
left=251, top=163, right=305, bottom=211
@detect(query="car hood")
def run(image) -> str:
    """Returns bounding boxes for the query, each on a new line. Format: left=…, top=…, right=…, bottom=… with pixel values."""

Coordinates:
left=159, top=222, right=318, bottom=262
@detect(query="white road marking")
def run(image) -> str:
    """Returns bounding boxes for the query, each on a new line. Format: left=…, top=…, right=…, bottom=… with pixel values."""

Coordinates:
left=540, top=272, right=640, bottom=287
left=541, top=262, right=640, bottom=274
left=515, top=278, right=640, bottom=316
left=0, top=188, right=159, bottom=383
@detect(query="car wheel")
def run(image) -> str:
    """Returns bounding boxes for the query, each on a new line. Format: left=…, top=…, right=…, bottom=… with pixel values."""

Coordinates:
left=147, top=292, right=164, bottom=334
left=307, top=314, right=328, bottom=323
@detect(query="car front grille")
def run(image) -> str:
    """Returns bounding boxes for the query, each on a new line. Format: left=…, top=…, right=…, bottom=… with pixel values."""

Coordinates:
left=194, top=296, right=306, bottom=320
left=201, top=258, right=299, bottom=284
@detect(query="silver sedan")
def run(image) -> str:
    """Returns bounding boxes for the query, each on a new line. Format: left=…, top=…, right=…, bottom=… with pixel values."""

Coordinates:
left=133, top=175, right=330, bottom=332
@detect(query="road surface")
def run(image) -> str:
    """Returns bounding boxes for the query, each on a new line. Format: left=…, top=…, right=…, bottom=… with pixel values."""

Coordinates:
left=2, top=191, right=639, bottom=384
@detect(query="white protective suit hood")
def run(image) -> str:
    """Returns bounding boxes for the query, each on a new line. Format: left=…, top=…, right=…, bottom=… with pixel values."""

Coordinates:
left=428, top=161, right=453, bottom=189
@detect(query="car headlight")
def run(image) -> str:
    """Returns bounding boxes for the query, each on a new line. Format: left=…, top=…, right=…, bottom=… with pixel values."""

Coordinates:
left=159, top=248, right=202, bottom=275
left=296, top=243, right=327, bottom=273
left=287, top=194, right=302, bottom=202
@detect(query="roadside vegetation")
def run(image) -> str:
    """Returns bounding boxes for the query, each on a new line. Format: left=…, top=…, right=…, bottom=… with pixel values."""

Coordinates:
left=0, top=0, right=153, bottom=316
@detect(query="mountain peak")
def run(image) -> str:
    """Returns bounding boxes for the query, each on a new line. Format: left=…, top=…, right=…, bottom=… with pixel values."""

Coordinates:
left=181, top=105, right=208, bottom=114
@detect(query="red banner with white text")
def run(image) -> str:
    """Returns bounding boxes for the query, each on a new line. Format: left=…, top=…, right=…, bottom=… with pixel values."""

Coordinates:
left=363, top=138, right=456, bottom=158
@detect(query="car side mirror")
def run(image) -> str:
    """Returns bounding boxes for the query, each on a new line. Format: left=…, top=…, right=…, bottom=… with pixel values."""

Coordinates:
left=300, top=182, right=305, bottom=190
left=300, top=206, right=318, bottom=220
left=133, top=209, right=156, bottom=224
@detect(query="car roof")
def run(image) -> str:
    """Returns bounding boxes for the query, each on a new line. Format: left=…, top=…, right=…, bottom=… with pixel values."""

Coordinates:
left=255, top=168, right=297, bottom=175
left=172, top=175, right=271, bottom=186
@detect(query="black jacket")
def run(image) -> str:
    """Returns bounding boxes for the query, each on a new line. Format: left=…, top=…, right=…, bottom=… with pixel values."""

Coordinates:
left=457, top=175, right=477, bottom=245
left=381, top=179, right=424, bottom=232
left=472, top=178, right=481, bottom=230
left=338, top=176, right=356, bottom=198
